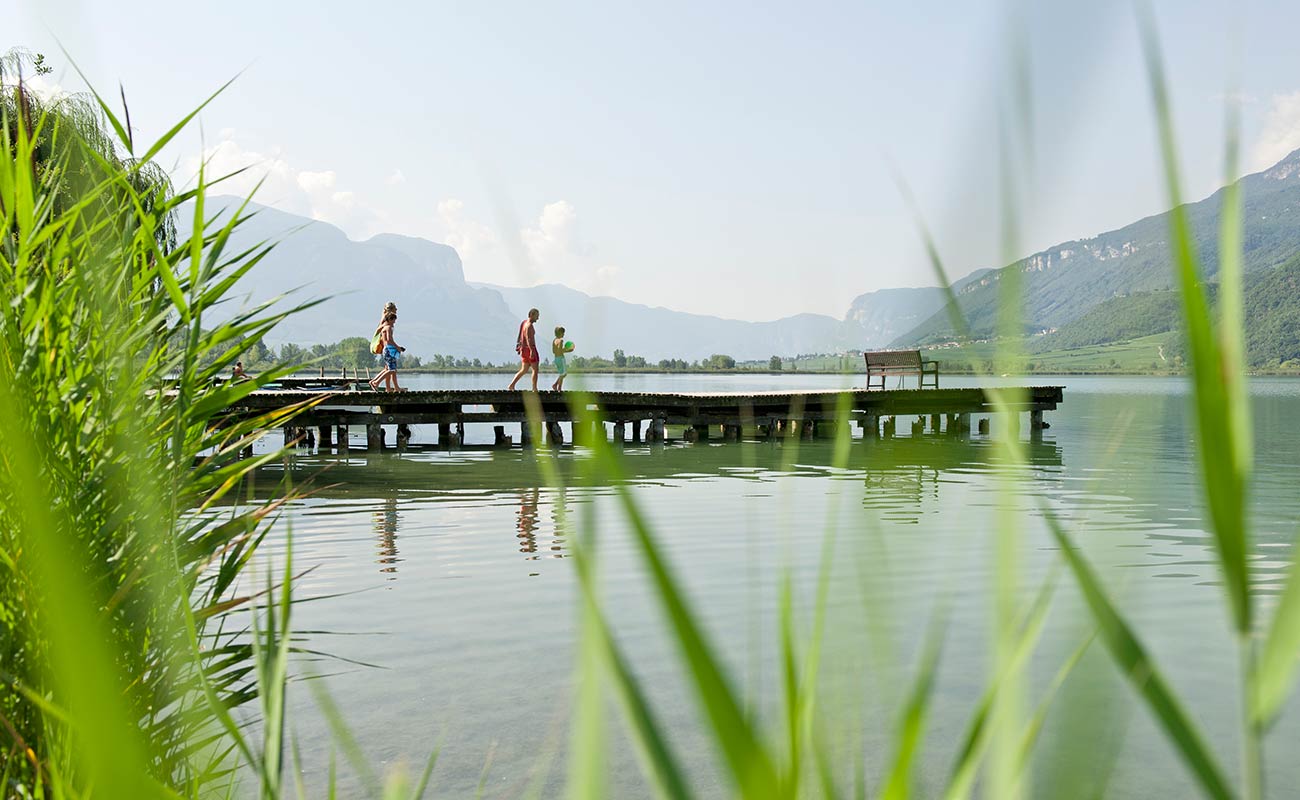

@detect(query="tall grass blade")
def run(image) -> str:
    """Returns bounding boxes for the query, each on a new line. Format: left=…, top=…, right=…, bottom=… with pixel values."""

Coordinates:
left=1041, top=505, right=1233, bottom=799
left=1137, top=4, right=1250, bottom=635
left=1254, top=528, right=1300, bottom=724
left=570, top=396, right=780, bottom=797
left=879, top=612, right=947, bottom=800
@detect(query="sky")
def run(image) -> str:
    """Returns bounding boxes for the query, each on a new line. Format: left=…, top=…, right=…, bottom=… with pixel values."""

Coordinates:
left=7, top=0, right=1300, bottom=321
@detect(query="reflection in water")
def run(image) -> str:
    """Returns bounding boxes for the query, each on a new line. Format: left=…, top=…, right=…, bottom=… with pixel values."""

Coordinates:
left=516, top=487, right=540, bottom=554
left=517, top=486, right=569, bottom=560
left=373, top=495, right=401, bottom=578
left=238, top=378, right=1300, bottom=798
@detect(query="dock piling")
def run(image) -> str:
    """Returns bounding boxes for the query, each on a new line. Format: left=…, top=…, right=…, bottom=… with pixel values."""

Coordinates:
left=366, top=423, right=383, bottom=452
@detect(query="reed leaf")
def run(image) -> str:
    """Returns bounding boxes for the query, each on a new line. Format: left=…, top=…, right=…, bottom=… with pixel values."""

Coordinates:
left=1041, top=505, right=1233, bottom=800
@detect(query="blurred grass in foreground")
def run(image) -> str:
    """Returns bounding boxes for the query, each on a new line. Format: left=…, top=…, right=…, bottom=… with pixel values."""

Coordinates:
left=4, top=6, right=1300, bottom=797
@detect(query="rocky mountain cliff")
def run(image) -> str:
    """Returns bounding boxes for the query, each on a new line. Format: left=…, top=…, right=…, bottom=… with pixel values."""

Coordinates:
left=196, top=199, right=853, bottom=361
left=482, top=282, right=853, bottom=361
left=891, top=147, right=1300, bottom=346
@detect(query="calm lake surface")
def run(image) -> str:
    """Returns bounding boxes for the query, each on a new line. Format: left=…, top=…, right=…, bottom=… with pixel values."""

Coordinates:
left=242, top=374, right=1300, bottom=798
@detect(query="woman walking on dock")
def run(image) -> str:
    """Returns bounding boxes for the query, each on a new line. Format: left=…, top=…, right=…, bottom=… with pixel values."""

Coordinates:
left=507, top=308, right=541, bottom=392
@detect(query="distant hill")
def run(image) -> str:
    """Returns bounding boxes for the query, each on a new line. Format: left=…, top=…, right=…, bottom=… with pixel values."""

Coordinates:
left=481, top=282, right=855, bottom=361
left=893, top=147, right=1300, bottom=346
left=1030, top=251, right=1300, bottom=369
left=842, top=270, right=992, bottom=348
left=192, top=198, right=853, bottom=362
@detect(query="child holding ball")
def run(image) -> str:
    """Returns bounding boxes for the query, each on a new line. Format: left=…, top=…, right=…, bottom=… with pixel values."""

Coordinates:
left=551, top=327, right=575, bottom=391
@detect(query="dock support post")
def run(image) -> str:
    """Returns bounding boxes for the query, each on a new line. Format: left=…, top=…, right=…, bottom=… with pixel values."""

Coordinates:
left=883, top=416, right=896, bottom=438
left=977, top=417, right=989, bottom=435
left=649, top=418, right=666, bottom=443
left=366, top=422, right=383, bottom=452
left=397, top=424, right=411, bottom=451
left=438, top=422, right=452, bottom=447
left=958, top=413, right=971, bottom=436
left=282, top=425, right=297, bottom=448
left=546, top=421, right=565, bottom=445
left=318, top=425, right=333, bottom=448
left=494, top=425, right=512, bottom=446
left=694, top=423, right=710, bottom=442
left=613, top=421, right=626, bottom=444
left=336, top=425, right=349, bottom=450
left=801, top=420, right=815, bottom=440
left=911, top=417, right=925, bottom=435
left=632, top=420, right=643, bottom=443
left=723, top=423, right=741, bottom=442
left=520, top=421, right=534, bottom=448
left=1030, top=410, right=1044, bottom=440
left=815, top=420, right=836, bottom=440
left=861, top=414, right=878, bottom=439
left=930, top=413, right=942, bottom=434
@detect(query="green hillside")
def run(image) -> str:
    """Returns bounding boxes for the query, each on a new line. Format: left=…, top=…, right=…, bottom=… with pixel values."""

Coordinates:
left=953, top=251, right=1300, bottom=372
left=894, top=147, right=1300, bottom=346
left=1029, top=291, right=1185, bottom=352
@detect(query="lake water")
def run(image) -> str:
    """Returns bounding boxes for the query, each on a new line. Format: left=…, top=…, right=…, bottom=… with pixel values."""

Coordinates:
left=241, top=374, right=1300, bottom=798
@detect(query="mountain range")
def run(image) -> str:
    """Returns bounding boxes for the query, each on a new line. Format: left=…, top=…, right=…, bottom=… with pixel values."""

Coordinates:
left=892, top=147, right=1300, bottom=347
left=199, top=146, right=1300, bottom=364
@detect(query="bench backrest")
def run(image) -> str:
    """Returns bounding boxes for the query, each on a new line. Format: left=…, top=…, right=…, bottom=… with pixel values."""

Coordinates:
left=864, top=349, right=923, bottom=369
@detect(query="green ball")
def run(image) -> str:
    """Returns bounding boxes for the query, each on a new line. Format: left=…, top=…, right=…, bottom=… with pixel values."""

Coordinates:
left=564, top=341, right=574, bottom=350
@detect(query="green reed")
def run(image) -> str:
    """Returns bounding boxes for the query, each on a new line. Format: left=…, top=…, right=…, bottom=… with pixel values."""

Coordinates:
left=6, top=5, right=1300, bottom=796
left=547, top=10, right=1300, bottom=800
left=0, top=51, right=343, bottom=797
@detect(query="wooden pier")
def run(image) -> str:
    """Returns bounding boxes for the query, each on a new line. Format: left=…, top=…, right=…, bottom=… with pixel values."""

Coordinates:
left=219, top=381, right=1064, bottom=451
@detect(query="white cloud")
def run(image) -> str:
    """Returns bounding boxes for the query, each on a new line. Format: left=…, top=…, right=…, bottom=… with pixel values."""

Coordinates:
left=432, top=198, right=620, bottom=294
left=183, top=138, right=390, bottom=239
left=385, top=169, right=406, bottom=185
left=22, top=73, right=70, bottom=101
left=296, top=170, right=336, bottom=192
left=1251, top=91, right=1300, bottom=171
left=436, top=198, right=500, bottom=263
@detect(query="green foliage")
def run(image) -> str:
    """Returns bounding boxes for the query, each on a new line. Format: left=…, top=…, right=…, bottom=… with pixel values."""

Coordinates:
left=0, top=53, right=321, bottom=795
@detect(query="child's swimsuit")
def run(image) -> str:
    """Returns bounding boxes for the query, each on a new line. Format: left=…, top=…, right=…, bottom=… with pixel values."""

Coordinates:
left=383, top=344, right=400, bottom=371
left=554, top=354, right=567, bottom=376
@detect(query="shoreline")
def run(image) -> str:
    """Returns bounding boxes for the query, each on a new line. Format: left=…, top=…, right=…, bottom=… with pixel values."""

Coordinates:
left=291, top=367, right=1300, bottom=378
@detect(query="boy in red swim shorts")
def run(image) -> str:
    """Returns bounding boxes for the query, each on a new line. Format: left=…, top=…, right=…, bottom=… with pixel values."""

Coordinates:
left=507, top=308, right=541, bottom=391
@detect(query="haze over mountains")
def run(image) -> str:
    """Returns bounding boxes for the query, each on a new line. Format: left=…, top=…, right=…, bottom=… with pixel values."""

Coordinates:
left=892, top=147, right=1300, bottom=347
left=201, top=147, right=1300, bottom=363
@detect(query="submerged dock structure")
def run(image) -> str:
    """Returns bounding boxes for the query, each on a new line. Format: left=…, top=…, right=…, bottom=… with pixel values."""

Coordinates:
left=220, top=380, right=1064, bottom=451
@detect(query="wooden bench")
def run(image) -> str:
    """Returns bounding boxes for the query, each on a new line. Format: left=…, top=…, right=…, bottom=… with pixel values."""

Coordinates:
left=864, top=349, right=938, bottom=390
